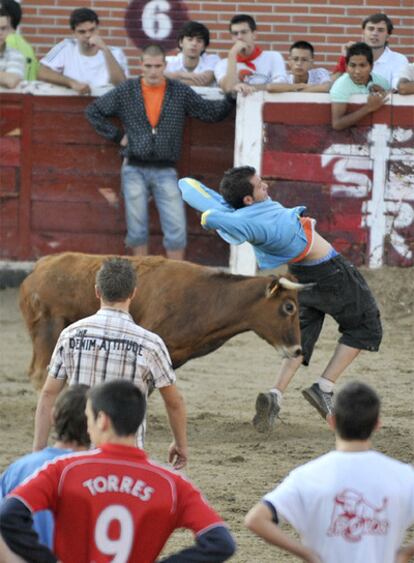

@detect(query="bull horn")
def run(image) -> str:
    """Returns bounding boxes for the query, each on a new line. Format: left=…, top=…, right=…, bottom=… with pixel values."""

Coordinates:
left=279, top=277, right=315, bottom=291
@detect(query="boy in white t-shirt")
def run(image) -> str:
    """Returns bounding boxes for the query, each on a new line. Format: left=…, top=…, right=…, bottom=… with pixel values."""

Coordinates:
left=165, top=21, right=220, bottom=87
left=245, top=381, right=414, bottom=563
left=39, top=7, right=128, bottom=95
left=268, top=41, right=331, bottom=93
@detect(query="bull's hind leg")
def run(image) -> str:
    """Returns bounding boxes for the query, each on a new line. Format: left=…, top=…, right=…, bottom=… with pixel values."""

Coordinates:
left=29, top=316, right=66, bottom=390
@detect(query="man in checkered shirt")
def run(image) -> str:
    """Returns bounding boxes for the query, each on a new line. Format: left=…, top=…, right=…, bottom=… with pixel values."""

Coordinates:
left=33, top=257, right=188, bottom=469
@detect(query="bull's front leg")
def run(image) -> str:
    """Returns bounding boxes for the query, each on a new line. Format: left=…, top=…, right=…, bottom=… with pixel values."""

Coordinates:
left=29, top=316, right=66, bottom=390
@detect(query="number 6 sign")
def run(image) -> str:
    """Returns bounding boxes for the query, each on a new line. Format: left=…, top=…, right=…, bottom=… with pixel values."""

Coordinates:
left=125, top=0, right=189, bottom=50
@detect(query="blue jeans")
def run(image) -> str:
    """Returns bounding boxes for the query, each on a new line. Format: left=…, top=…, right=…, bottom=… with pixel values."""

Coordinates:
left=121, top=164, right=187, bottom=250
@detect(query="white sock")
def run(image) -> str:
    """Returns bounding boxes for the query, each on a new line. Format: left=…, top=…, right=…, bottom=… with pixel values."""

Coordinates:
left=269, top=388, right=283, bottom=404
left=317, top=377, right=334, bottom=393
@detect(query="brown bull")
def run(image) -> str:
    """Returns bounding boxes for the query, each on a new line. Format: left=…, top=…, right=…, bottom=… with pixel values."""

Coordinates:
left=20, top=252, right=305, bottom=389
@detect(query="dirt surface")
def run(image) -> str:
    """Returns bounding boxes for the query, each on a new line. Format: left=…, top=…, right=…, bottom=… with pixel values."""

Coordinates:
left=0, top=266, right=413, bottom=561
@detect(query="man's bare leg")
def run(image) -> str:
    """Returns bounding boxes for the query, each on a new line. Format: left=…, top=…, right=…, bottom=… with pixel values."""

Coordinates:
left=319, top=343, right=360, bottom=383
left=132, top=245, right=148, bottom=256
left=166, top=248, right=185, bottom=260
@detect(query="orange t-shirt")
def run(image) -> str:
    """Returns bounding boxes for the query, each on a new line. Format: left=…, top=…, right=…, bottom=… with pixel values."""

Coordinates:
left=141, top=80, right=167, bottom=129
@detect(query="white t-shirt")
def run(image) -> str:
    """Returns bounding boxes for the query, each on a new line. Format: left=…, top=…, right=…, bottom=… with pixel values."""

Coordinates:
left=273, top=67, right=330, bottom=85
left=398, top=62, right=414, bottom=82
left=166, top=52, right=220, bottom=73
left=264, top=450, right=414, bottom=563
left=40, top=38, right=129, bottom=87
left=373, top=47, right=408, bottom=89
left=214, top=50, right=286, bottom=85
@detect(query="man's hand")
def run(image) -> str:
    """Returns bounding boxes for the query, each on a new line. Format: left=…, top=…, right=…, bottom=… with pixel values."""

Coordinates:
left=396, top=545, right=414, bottom=563
left=341, top=41, right=355, bottom=56
left=233, top=82, right=255, bottom=96
left=168, top=441, right=188, bottom=470
left=68, top=78, right=91, bottom=95
left=229, top=39, right=249, bottom=57
left=88, top=34, right=107, bottom=51
left=366, top=91, right=389, bottom=112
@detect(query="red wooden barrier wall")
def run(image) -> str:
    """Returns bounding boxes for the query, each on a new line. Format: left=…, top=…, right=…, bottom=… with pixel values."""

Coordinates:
left=0, top=93, right=235, bottom=265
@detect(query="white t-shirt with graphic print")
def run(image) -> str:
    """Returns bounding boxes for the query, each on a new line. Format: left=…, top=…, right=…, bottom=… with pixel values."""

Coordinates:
left=264, top=450, right=414, bottom=563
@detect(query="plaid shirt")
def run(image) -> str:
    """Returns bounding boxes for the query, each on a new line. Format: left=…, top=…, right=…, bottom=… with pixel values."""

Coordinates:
left=48, top=308, right=176, bottom=446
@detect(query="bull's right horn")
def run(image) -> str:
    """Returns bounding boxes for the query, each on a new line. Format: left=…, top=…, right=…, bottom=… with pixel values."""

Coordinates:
left=279, top=277, right=315, bottom=291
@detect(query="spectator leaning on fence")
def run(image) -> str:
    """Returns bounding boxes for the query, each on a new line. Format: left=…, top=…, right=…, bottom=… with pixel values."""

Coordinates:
left=397, top=62, right=414, bottom=95
left=214, top=14, right=286, bottom=94
left=330, top=42, right=390, bottom=131
left=165, top=20, right=220, bottom=87
left=265, top=41, right=331, bottom=93
left=39, top=7, right=128, bottom=95
left=1, top=0, right=37, bottom=80
left=0, top=6, right=24, bottom=88
left=333, top=13, right=408, bottom=90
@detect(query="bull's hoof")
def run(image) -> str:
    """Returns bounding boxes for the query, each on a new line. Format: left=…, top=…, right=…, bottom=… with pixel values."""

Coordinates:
left=252, top=392, right=280, bottom=433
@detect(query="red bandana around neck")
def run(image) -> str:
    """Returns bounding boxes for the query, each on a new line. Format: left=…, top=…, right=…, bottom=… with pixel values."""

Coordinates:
left=236, top=46, right=263, bottom=70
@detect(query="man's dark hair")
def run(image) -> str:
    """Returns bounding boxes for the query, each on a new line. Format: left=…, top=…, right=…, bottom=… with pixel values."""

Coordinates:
left=290, top=40, right=314, bottom=57
left=178, top=21, right=210, bottom=50
left=95, top=257, right=137, bottom=303
left=219, top=166, right=256, bottom=209
left=142, top=43, right=166, bottom=60
left=88, top=380, right=146, bottom=436
left=0, top=0, right=21, bottom=29
left=53, top=384, right=90, bottom=447
left=345, top=42, right=373, bottom=66
left=229, top=14, right=256, bottom=32
left=334, top=382, right=380, bottom=441
left=69, top=8, right=99, bottom=31
left=362, top=13, right=394, bottom=35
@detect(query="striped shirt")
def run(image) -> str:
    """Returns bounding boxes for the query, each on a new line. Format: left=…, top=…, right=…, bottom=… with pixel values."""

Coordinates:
left=0, top=44, right=25, bottom=79
left=48, top=308, right=176, bottom=446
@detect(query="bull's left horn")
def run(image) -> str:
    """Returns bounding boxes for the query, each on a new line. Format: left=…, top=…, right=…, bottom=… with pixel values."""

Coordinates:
left=279, top=277, right=315, bottom=291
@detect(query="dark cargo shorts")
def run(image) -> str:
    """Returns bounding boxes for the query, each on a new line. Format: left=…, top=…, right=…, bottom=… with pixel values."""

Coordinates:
left=288, top=255, right=382, bottom=366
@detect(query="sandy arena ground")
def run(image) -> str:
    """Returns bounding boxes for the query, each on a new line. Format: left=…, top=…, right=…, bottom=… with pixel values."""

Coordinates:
left=0, top=266, right=413, bottom=562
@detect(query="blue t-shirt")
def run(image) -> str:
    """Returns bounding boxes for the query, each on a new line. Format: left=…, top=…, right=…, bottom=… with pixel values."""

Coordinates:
left=0, top=447, right=73, bottom=547
left=179, top=178, right=308, bottom=269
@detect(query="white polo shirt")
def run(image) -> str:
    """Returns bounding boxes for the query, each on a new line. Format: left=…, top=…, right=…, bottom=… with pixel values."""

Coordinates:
left=214, top=50, right=286, bottom=85
left=166, top=52, right=220, bottom=73
left=40, top=38, right=129, bottom=87
left=373, top=47, right=408, bottom=89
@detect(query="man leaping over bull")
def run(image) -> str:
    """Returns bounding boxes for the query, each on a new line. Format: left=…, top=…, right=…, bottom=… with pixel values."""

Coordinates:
left=179, top=167, right=382, bottom=432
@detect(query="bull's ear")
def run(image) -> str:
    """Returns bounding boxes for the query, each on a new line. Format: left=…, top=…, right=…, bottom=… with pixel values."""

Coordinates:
left=266, top=278, right=280, bottom=298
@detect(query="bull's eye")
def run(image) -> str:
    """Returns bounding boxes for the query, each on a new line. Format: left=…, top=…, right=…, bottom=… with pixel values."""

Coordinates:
left=281, top=300, right=296, bottom=316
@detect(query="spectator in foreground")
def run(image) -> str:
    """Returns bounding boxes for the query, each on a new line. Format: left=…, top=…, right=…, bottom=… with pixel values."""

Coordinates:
left=333, top=13, right=408, bottom=89
left=245, top=381, right=414, bottom=563
left=0, top=380, right=236, bottom=563
left=0, top=385, right=90, bottom=548
left=165, top=20, right=220, bottom=86
left=1, top=0, right=37, bottom=80
left=86, top=44, right=234, bottom=260
left=39, top=7, right=128, bottom=94
left=397, top=62, right=414, bottom=95
left=266, top=41, right=331, bottom=93
left=0, top=6, right=24, bottom=88
left=330, top=42, right=390, bottom=130
left=214, top=14, right=286, bottom=93
left=33, top=257, right=188, bottom=469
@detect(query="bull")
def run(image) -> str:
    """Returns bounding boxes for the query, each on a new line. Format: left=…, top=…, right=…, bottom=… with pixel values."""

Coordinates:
left=19, top=252, right=309, bottom=390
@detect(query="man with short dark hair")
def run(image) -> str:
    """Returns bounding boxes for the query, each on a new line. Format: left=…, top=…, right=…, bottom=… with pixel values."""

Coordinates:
left=86, top=44, right=234, bottom=259
left=33, top=257, right=188, bottom=470
left=331, top=42, right=390, bottom=130
left=1, top=380, right=236, bottom=563
left=179, top=168, right=382, bottom=431
left=245, top=382, right=414, bottom=562
left=0, top=385, right=90, bottom=548
left=214, top=14, right=286, bottom=93
left=165, top=20, right=220, bottom=86
left=334, top=13, right=408, bottom=89
left=39, top=7, right=128, bottom=94
left=267, top=41, right=331, bottom=93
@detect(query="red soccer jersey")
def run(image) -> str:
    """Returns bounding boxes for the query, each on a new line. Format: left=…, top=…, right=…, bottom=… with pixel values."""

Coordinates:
left=11, top=444, right=223, bottom=563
